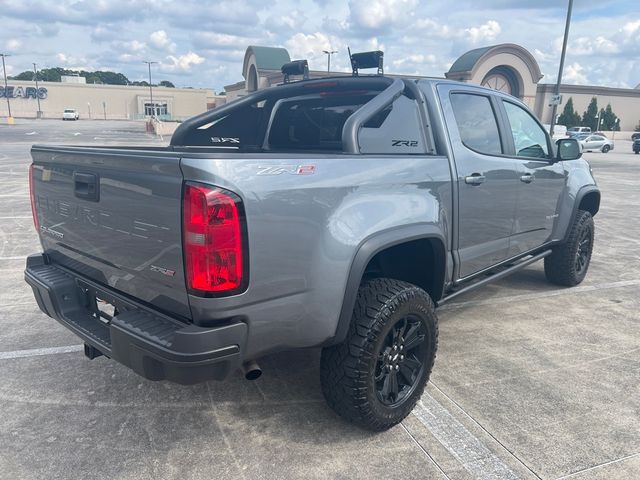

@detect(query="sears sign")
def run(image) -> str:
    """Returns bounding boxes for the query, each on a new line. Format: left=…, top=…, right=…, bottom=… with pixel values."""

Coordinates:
left=0, top=86, right=48, bottom=99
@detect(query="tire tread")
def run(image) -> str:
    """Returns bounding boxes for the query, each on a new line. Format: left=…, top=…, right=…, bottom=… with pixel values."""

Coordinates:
left=320, top=278, right=438, bottom=431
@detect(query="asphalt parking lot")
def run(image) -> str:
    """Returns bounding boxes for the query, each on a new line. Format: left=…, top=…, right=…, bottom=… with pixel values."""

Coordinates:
left=1, top=119, right=638, bottom=480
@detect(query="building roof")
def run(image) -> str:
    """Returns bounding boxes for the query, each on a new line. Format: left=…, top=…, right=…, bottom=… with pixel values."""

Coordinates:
left=446, top=43, right=543, bottom=83
left=242, top=46, right=291, bottom=77
left=448, top=46, right=494, bottom=74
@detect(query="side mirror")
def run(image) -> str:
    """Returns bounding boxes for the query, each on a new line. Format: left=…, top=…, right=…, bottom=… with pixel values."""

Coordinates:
left=556, top=138, right=582, bottom=161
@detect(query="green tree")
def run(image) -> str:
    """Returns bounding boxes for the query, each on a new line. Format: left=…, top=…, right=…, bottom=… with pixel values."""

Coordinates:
left=601, top=103, right=620, bottom=131
left=582, top=97, right=599, bottom=131
left=557, top=97, right=581, bottom=128
left=11, top=71, right=36, bottom=81
left=159, top=80, right=175, bottom=88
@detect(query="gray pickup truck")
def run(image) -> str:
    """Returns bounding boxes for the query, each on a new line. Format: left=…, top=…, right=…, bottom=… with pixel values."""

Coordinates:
left=25, top=75, right=599, bottom=430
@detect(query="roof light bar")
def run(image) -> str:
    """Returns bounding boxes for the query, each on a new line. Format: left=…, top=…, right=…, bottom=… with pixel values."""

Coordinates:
left=281, top=60, right=309, bottom=83
left=349, top=48, right=384, bottom=76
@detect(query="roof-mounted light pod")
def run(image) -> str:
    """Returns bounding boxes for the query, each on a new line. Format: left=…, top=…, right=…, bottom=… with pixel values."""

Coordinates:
left=281, top=60, right=309, bottom=83
left=349, top=49, right=384, bottom=76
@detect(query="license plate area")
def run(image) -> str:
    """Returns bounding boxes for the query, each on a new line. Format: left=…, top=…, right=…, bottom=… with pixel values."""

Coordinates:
left=95, top=297, right=116, bottom=323
left=76, top=280, right=125, bottom=325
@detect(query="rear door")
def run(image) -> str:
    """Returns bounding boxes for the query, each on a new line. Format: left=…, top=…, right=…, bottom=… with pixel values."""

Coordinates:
left=439, top=85, right=520, bottom=278
left=31, top=146, right=191, bottom=319
left=499, top=99, right=566, bottom=256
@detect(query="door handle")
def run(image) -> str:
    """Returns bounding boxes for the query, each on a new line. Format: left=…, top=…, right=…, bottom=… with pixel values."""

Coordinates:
left=465, top=173, right=486, bottom=185
left=520, top=174, right=534, bottom=184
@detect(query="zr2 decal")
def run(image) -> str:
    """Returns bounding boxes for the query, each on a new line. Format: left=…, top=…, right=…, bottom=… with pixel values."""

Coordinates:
left=392, top=140, right=419, bottom=147
left=256, top=165, right=316, bottom=176
left=211, top=137, right=240, bottom=144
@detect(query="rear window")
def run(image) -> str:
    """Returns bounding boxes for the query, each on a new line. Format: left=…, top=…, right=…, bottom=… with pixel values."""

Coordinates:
left=64, top=109, right=75, bottom=113
left=175, top=80, right=430, bottom=155
left=268, top=94, right=374, bottom=151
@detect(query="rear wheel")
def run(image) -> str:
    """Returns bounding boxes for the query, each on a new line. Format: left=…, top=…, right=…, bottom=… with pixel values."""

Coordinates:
left=602, top=145, right=610, bottom=153
left=544, top=209, right=594, bottom=286
left=320, top=278, right=438, bottom=431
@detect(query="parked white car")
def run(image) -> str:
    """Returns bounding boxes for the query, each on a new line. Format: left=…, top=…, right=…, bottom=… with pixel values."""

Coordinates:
left=544, top=124, right=568, bottom=140
left=568, top=126, right=591, bottom=137
left=62, top=109, right=80, bottom=121
left=578, top=134, right=614, bottom=153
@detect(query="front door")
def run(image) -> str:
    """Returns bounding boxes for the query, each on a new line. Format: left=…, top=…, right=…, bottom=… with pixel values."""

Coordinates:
left=500, top=100, right=566, bottom=255
left=440, top=86, right=520, bottom=278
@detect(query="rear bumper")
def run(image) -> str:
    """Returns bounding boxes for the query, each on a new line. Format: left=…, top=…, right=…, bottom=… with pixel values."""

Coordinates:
left=24, top=253, right=247, bottom=384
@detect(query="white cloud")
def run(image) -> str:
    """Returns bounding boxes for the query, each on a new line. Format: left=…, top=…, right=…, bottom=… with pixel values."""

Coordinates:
left=411, top=19, right=452, bottom=38
left=393, top=54, right=437, bottom=66
left=349, top=0, right=418, bottom=30
left=193, top=32, right=255, bottom=50
left=128, top=40, right=146, bottom=52
left=285, top=32, right=335, bottom=61
left=5, top=39, right=21, bottom=52
left=563, top=62, right=589, bottom=84
left=149, top=30, right=176, bottom=53
left=161, top=52, right=205, bottom=72
left=464, top=20, right=501, bottom=44
left=571, top=36, right=619, bottom=55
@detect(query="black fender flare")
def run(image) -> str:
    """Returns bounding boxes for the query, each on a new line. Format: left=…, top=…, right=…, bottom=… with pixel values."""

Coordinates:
left=565, top=185, right=600, bottom=242
left=328, top=225, right=447, bottom=346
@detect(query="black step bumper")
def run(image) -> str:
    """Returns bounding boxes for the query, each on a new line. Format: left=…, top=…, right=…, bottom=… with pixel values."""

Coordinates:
left=24, top=254, right=247, bottom=384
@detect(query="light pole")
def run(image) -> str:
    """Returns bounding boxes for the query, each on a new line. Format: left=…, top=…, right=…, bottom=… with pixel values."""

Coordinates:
left=322, top=50, right=337, bottom=73
left=33, top=63, right=42, bottom=118
left=1, top=53, right=13, bottom=123
left=143, top=61, right=157, bottom=118
left=549, top=0, right=573, bottom=138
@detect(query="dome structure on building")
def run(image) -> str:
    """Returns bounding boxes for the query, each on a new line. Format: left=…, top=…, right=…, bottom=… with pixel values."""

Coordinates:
left=242, top=46, right=291, bottom=92
left=445, top=43, right=543, bottom=107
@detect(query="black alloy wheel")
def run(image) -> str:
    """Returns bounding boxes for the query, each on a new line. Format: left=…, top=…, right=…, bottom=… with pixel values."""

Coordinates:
left=374, top=315, right=427, bottom=407
left=575, top=225, right=592, bottom=275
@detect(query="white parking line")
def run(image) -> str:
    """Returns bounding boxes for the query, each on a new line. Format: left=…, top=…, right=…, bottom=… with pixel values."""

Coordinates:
left=555, top=452, right=640, bottom=479
left=0, top=344, right=84, bottom=360
left=0, top=256, right=26, bottom=260
left=413, top=394, right=520, bottom=480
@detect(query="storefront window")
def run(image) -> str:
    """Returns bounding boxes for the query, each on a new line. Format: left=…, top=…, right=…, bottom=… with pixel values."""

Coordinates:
left=144, top=102, right=168, bottom=116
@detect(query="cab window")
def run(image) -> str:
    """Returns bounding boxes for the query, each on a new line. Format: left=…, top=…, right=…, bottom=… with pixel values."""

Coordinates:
left=502, top=101, right=549, bottom=159
left=450, top=93, right=503, bottom=155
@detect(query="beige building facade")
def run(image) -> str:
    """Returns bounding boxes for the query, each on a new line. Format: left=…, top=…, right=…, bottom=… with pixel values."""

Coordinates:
left=0, top=80, right=213, bottom=121
left=226, top=44, right=640, bottom=131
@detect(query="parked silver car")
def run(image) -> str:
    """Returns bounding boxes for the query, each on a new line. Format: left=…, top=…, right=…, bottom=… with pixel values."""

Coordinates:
left=579, top=134, right=614, bottom=153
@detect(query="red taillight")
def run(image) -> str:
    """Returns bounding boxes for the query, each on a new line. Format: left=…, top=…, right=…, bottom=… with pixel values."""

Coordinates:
left=28, top=164, right=40, bottom=232
left=183, top=182, right=246, bottom=295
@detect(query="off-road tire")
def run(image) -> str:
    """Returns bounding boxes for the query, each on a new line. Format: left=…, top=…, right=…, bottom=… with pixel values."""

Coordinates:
left=320, top=278, right=438, bottom=431
left=544, top=209, right=594, bottom=286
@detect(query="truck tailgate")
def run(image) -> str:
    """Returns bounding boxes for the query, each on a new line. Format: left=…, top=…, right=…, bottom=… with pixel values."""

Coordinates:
left=30, top=146, right=191, bottom=320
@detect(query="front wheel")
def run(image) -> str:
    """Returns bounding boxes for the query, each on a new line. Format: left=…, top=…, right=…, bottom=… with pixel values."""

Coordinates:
left=544, top=210, right=594, bottom=286
left=320, top=278, right=438, bottom=431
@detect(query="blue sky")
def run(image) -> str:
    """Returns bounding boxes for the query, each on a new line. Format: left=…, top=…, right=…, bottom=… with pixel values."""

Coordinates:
left=1, top=0, right=639, bottom=91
